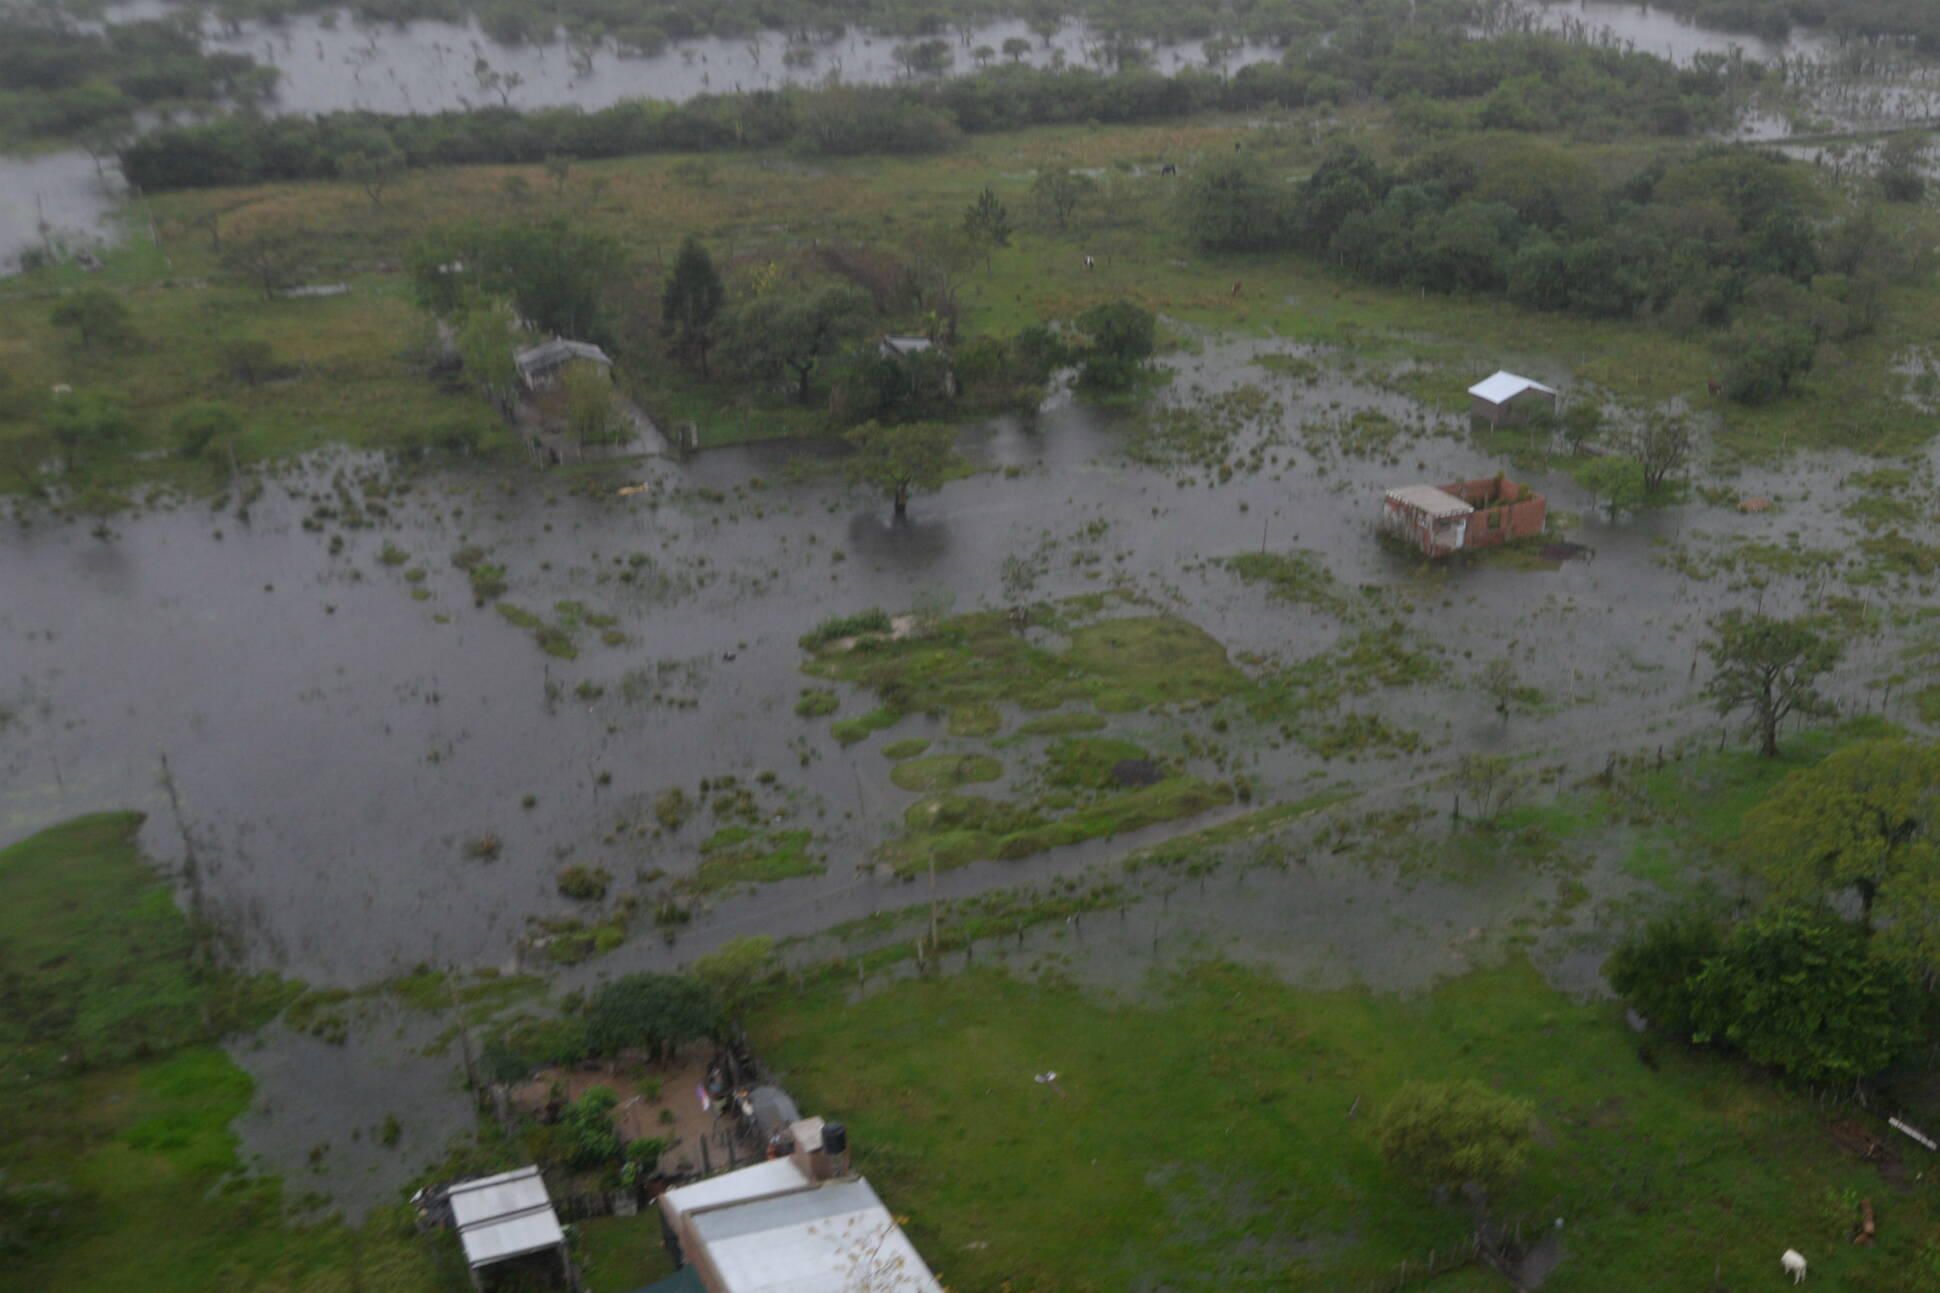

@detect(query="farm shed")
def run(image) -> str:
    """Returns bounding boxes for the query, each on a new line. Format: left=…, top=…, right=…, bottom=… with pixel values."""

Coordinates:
left=1383, top=476, right=1546, bottom=557
left=1468, top=371, right=1557, bottom=425
left=516, top=338, right=613, bottom=391
left=443, top=1165, right=576, bottom=1291
left=659, top=1149, right=942, bottom=1293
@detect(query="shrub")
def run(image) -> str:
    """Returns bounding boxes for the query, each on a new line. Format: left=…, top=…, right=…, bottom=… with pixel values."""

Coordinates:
left=799, top=608, right=892, bottom=650
left=560, top=1086, right=621, bottom=1169
left=584, top=973, right=721, bottom=1060
left=1605, top=908, right=1721, bottom=1039
left=557, top=865, right=611, bottom=901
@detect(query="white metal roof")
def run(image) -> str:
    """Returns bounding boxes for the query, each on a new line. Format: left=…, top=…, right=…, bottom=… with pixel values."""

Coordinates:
left=1385, top=485, right=1474, bottom=520
left=880, top=335, right=934, bottom=355
left=689, top=1176, right=943, bottom=1293
left=515, top=338, right=613, bottom=378
left=1467, top=370, right=1556, bottom=404
left=447, top=1165, right=566, bottom=1268
left=662, top=1158, right=813, bottom=1225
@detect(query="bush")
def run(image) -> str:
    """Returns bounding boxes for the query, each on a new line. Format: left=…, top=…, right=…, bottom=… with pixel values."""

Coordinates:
left=799, top=608, right=892, bottom=650
left=220, top=338, right=278, bottom=385
left=556, top=865, right=611, bottom=901
left=168, top=402, right=240, bottom=459
left=1606, top=908, right=1721, bottom=1039
left=560, top=1085, right=621, bottom=1170
left=583, top=973, right=721, bottom=1060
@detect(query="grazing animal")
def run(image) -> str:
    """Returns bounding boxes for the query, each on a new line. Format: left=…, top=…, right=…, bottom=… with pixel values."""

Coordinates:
left=1706, top=378, right=1722, bottom=396
left=50, top=383, right=72, bottom=396
left=1084, top=255, right=1095, bottom=270
left=1781, top=1250, right=1807, bottom=1283
left=1230, top=281, right=1242, bottom=297
left=1159, top=162, right=1177, bottom=176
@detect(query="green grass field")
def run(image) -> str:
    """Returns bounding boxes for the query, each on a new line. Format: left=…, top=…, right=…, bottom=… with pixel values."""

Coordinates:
left=756, top=960, right=1940, bottom=1292
left=0, top=815, right=451, bottom=1292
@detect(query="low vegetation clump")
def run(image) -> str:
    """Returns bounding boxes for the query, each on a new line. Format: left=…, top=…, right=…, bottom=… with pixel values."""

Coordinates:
left=556, top=864, right=612, bottom=901
left=832, top=707, right=902, bottom=745
left=794, top=688, right=839, bottom=718
left=691, top=827, right=822, bottom=891
left=882, top=737, right=932, bottom=759
left=1222, top=550, right=1352, bottom=618
left=889, top=753, right=1003, bottom=792
left=799, top=608, right=893, bottom=651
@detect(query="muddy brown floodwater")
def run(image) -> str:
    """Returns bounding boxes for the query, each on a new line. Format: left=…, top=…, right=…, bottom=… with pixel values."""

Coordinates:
left=3, top=330, right=1930, bottom=1215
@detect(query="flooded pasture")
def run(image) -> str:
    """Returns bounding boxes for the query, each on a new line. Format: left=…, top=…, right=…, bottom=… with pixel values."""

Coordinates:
left=3, top=328, right=1932, bottom=1207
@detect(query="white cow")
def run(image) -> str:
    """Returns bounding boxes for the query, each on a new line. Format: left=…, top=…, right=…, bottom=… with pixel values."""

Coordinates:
left=1781, top=1249, right=1807, bottom=1283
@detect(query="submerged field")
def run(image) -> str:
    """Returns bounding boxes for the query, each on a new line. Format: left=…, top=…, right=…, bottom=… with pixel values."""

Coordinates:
left=3, top=47, right=1940, bottom=1293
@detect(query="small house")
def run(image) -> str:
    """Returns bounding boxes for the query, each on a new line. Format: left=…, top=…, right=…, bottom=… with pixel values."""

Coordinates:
left=515, top=338, right=613, bottom=392
left=1467, top=371, right=1557, bottom=426
left=878, top=334, right=958, bottom=397
left=1383, top=475, right=1546, bottom=557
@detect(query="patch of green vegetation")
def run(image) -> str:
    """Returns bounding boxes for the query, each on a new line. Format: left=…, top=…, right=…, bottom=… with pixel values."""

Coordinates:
left=947, top=702, right=1003, bottom=737
left=832, top=706, right=901, bottom=746
left=805, top=603, right=1249, bottom=728
left=495, top=601, right=579, bottom=659
left=1013, top=711, right=1110, bottom=737
left=1126, top=792, right=1356, bottom=872
left=692, top=828, right=822, bottom=891
left=1043, top=736, right=1161, bottom=791
left=881, top=776, right=1234, bottom=878
left=495, top=601, right=542, bottom=630
left=757, top=957, right=1940, bottom=1291
left=799, top=608, right=892, bottom=650
left=883, top=737, right=932, bottom=759
left=378, top=541, right=410, bottom=566
left=890, top=753, right=1003, bottom=793
left=0, top=815, right=438, bottom=1291
left=795, top=688, right=839, bottom=718
left=1916, top=685, right=1940, bottom=726
left=1221, top=549, right=1352, bottom=617
left=577, top=1212, right=677, bottom=1292
left=558, top=865, right=612, bottom=901
left=1860, top=529, right=1940, bottom=578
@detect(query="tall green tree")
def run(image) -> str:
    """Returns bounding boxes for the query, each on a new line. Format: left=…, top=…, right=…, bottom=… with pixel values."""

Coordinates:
left=725, top=281, right=873, bottom=404
left=1689, top=908, right=1925, bottom=1085
left=662, top=236, right=725, bottom=378
left=1572, top=456, right=1646, bottom=522
left=455, top=298, right=522, bottom=412
left=45, top=391, right=134, bottom=472
left=1701, top=611, right=1841, bottom=758
left=961, top=185, right=1012, bottom=273
left=1076, top=300, right=1155, bottom=391
left=583, top=973, right=721, bottom=1061
left=1740, top=740, right=1940, bottom=949
left=844, top=420, right=963, bottom=516
left=1374, top=1080, right=1533, bottom=1221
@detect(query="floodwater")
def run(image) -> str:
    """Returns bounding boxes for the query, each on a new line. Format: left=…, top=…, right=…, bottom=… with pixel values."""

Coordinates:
left=3, top=328, right=1930, bottom=1210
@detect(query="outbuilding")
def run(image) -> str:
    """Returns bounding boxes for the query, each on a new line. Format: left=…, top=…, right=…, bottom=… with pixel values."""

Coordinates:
left=438, top=1165, right=577, bottom=1291
left=1382, top=475, right=1546, bottom=557
left=516, top=338, right=613, bottom=391
left=1467, top=371, right=1557, bottom=426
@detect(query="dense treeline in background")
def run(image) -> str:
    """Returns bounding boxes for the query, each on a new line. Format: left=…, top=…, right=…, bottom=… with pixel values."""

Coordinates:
left=120, top=32, right=1739, bottom=190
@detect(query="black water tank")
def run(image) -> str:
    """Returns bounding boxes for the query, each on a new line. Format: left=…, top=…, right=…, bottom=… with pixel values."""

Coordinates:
left=822, top=1122, right=847, bottom=1155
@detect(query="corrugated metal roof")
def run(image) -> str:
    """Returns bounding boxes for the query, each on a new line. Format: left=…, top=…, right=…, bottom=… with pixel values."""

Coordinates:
left=448, top=1165, right=566, bottom=1268
left=662, top=1158, right=812, bottom=1225
left=515, top=338, right=613, bottom=377
left=1385, top=485, right=1474, bottom=520
left=1467, top=370, right=1556, bottom=404
left=692, top=1177, right=944, bottom=1293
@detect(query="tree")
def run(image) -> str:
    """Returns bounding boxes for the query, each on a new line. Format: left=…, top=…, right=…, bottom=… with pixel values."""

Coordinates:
left=1622, top=414, right=1693, bottom=493
left=1374, top=1080, right=1533, bottom=1217
left=223, top=229, right=307, bottom=300
left=410, top=220, right=622, bottom=340
left=725, top=282, right=873, bottom=404
left=1572, top=456, right=1646, bottom=522
left=845, top=420, right=963, bottom=516
left=455, top=298, right=521, bottom=411
left=1739, top=740, right=1940, bottom=947
left=1559, top=401, right=1603, bottom=454
left=559, top=1085, right=622, bottom=1169
left=1076, top=300, right=1155, bottom=391
left=1878, top=134, right=1929, bottom=203
left=1701, top=611, right=1841, bottom=758
left=1606, top=908, right=1723, bottom=1039
left=1450, top=753, right=1521, bottom=825
left=1722, top=321, right=1817, bottom=405
left=583, top=973, right=722, bottom=1061
left=961, top=186, right=1012, bottom=273
left=220, top=338, right=278, bottom=386
left=49, top=289, right=134, bottom=350
left=168, top=402, right=241, bottom=460
left=340, top=141, right=403, bottom=207
left=692, top=935, right=778, bottom=1025
left=662, top=236, right=725, bottom=378
left=1477, top=657, right=1532, bottom=724
left=1179, top=155, right=1288, bottom=252
left=1031, top=168, right=1096, bottom=233
left=1001, top=36, right=1031, bottom=61
left=45, top=391, right=134, bottom=472
left=563, top=362, right=620, bottom=445
left=1689, top=908, right=1925, bottom=1085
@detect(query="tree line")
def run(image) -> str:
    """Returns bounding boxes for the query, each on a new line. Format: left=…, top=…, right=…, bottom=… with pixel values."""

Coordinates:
left=120, top=28, right=1731, bottom=192
left=1183, top=137, right=1912, bottom=404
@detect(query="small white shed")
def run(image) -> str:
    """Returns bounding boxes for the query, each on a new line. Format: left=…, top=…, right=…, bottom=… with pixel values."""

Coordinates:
left=447, top=1165, right=574, bottom=1290
left=1467, top=371, right=1557, bottom=425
